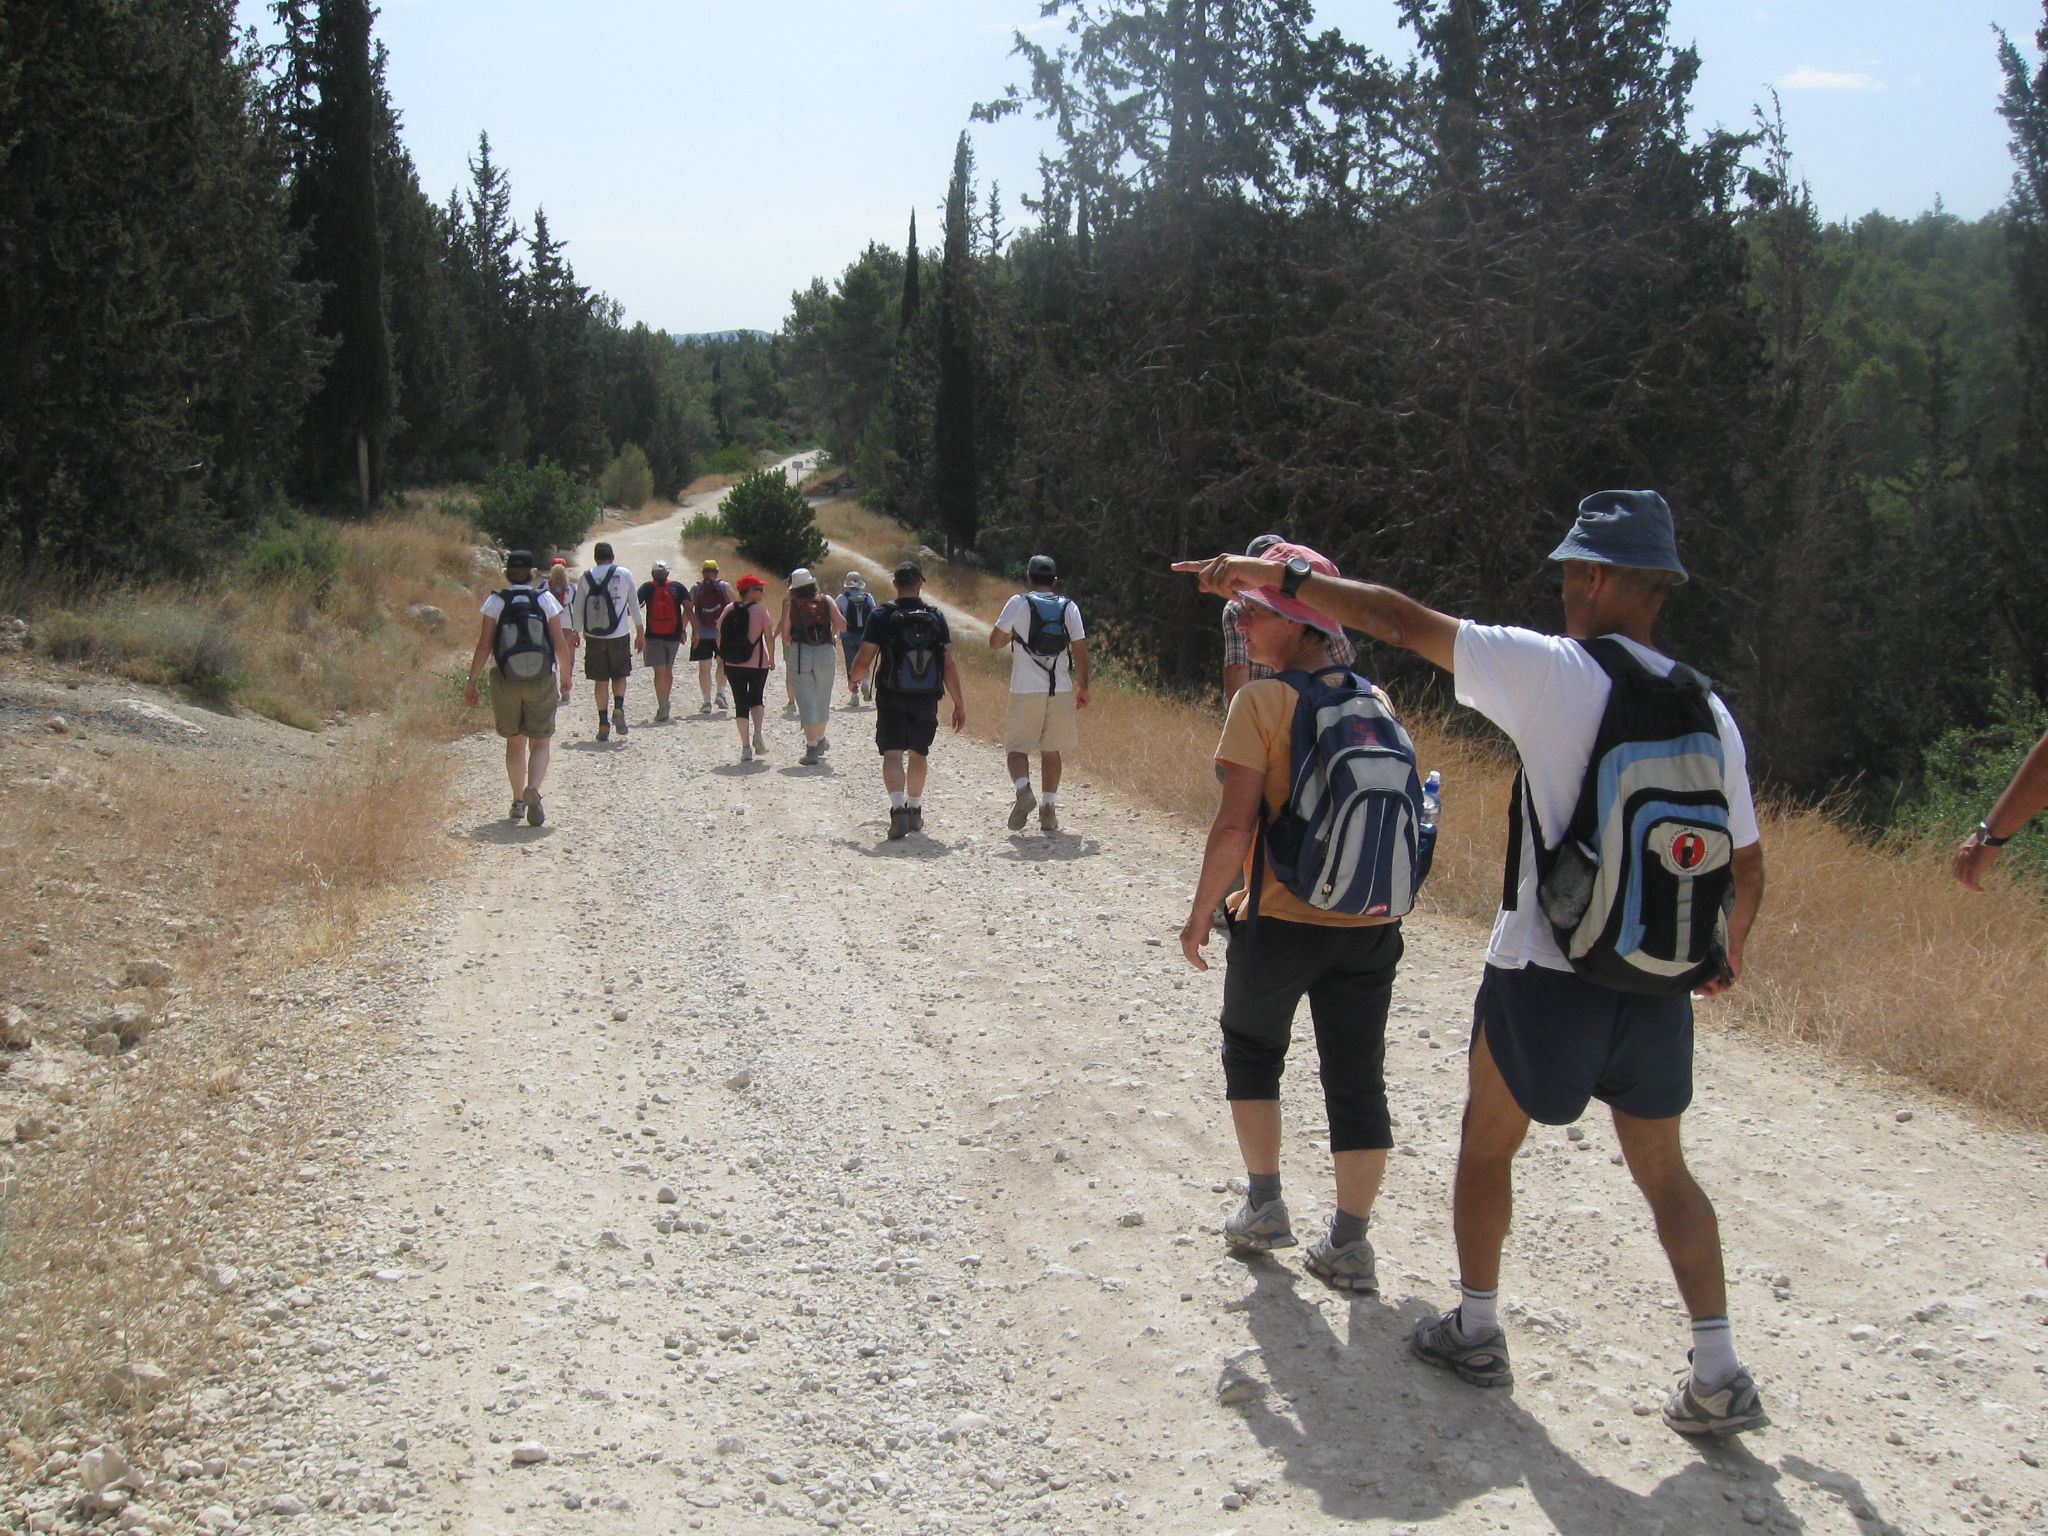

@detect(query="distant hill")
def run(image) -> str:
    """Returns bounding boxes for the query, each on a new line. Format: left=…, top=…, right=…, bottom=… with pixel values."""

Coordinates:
left=671, top=329, right=772, bottom=346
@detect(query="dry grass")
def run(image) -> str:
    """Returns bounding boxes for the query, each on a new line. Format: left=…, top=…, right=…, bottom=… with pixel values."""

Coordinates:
left=680, top=472, right=740, bottom=499
left=591, top=497, right=680, bottom=531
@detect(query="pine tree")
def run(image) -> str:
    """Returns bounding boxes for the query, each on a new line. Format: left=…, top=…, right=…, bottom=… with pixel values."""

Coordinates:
left=899, top=210, right=921, bottom=338
left=932, top=133, right=979, bottom=556
left=1994, top=10, right=2048, bottom=699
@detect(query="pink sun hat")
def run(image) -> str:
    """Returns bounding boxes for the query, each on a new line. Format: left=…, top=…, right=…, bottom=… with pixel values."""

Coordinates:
left=1236, top=541, right=1342, bottom=636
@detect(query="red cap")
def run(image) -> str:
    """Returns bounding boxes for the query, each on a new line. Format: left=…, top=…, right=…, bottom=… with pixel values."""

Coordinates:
left=1237, top=542, right=1342, bottom=636
left=736, top=573, right=766, bottom=592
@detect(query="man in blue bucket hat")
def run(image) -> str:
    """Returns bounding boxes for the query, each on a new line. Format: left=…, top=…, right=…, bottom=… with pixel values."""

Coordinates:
left=1173, top=488, right=1770, bottom=1438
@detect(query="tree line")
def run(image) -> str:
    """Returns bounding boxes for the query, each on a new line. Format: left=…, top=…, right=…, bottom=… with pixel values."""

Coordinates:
left=0, top=0, right=804, bottom=573
left=776, top=0, right=2048, bottom=822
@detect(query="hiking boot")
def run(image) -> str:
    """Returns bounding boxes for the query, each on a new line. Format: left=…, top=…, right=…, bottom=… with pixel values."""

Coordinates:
left=909, top=805, right=924, bottom=832
left=1008, top=785, right=1037, bottom=831
left=1663, top=1359, right=1769, bottom=1437
left=740, top=743, right=754, bottom=763
left=1222, top=1196, right=1297, bottom=1253
left=597, top=718, right=610, bottom=742
left=611, top=701, right=628, bottom=737
left=800, top=744, right=820, bottom=766
left=816, top=736, right=829, bottom=754
left=523, top=788, right=545, bottom=828
left=887, top=807, right=910, bottom=841
left=1303, top=1231, right=1377, bottom=1294
left=1039, top=803, right=1060, bottom=834
left=655, top=701, right=671, bottom=722
left=1410, top=1307, right=1514, bottom=1388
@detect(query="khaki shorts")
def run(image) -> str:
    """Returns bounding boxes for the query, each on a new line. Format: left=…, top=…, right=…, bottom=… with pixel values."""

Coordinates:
left=643, top=636, right=682, bottom=669
left=1004, top=689, right=1078, bottom=753
left=584, top=633, right=633, bottom=682
left=491, top=669, right=560, bottom=740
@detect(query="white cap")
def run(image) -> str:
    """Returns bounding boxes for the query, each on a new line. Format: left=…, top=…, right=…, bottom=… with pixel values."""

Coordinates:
left=787, top=567, right=816, bottom=589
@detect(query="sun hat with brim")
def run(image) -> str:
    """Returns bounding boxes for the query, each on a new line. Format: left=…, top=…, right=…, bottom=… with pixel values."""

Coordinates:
left=1548, top=489, right=1688, bottom=582
left=843, top=571, right=866, bottom=589
left=787, top=567, right=816, bottom=589
left=736, top=574, right=766, bottom=592
left=1237, top=541, right=1342, bottom=637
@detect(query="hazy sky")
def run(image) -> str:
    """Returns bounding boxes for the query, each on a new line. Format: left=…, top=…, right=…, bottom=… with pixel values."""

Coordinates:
left=246, top=1, right=2045, bottom=334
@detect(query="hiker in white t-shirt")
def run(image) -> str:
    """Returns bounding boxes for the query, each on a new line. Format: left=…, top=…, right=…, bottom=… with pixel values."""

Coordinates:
left=989, top=555, right=1089, bottom=834
left=1174, top=489, right=1770, bottom=1439
left=565, top=540, right=644, bottom=742
left=464, top=549, right=573, bottom=827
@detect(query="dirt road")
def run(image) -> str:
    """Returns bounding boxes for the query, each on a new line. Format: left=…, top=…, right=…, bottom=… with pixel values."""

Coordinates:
left=42, top=473, right=2048, bottom=1535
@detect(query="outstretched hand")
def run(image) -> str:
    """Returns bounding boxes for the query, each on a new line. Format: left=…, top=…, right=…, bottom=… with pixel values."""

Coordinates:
left=1170, top=554, right=1278, bottom=600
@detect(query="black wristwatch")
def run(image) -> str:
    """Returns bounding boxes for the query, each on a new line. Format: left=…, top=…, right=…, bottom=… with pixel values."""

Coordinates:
left=1279, top=557, right=1313, bottom=599
left=1978, top=821, right=2012, bottom=848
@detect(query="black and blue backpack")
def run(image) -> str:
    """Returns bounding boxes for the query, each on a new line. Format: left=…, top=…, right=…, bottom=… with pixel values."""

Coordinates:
left=1506, top=638, right=1735, bottom=994
left=1018, top=592, right=1073, bottom=693
left=1248, top=669, right=1435, bottom=934
left=883, top=602, right=946, bottom=694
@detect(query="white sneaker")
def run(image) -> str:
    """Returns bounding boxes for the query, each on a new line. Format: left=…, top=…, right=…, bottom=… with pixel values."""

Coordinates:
left=740, top=743, right=754, bottom=763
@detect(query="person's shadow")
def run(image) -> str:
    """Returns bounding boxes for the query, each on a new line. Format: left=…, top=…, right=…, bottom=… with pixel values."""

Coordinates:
left=996, top=834, right=1103, bottom=862
left=465, top=818, right=555, bottom=845
left=836, top=833, right=956, bottom=859
left=1222, top=1261, right=1884, bottom=1533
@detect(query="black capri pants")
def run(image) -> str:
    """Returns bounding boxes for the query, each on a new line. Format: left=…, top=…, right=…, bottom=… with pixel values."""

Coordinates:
left=1219, top=916, right=1403, bottom=1152
left=726, top=665, right=770, bottom=715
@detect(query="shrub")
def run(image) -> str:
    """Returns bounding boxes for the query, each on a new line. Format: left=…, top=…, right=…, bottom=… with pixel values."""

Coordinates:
left=599, top=443, right=654, bottom=509
left=707, top=443, right=756, bottom=477
left=473, top=457, right=597, bottom=557
left=239, top=512, right=341, bottom=593
left=681, top=509, right=727, bottom=542
left=721, top=468, right=827, bottom=576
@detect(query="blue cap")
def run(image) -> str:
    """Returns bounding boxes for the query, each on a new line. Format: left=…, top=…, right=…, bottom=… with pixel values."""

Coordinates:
left=1548, top=490, right=1687, bottom=583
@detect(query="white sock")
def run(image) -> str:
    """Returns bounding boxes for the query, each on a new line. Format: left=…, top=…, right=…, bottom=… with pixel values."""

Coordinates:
left=1456, top=1284, right=1499, bottom=1338
left=1689, top=1316, right=1740, bottom=1389
left=1014, top=777, right=1031, bottom=792
left=906, top=797, right=922, bottom=810
left=889, top=791, right=907, bottom=809
left=1042, top=792, right=1059, bottom=805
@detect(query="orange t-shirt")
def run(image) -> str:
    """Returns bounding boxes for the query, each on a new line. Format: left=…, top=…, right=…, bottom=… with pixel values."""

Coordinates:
left=1215, top=674, right=1401, bottom=929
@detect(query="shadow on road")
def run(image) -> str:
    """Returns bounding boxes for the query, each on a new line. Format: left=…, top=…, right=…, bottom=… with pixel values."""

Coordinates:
left=836, top=835, right=956, bottom=860
left=465, top=819, right=557, bottom=845
left=997, top=834, right=1102, bottom=862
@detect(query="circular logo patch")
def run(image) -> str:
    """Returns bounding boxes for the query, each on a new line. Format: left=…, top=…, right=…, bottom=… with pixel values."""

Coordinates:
left=1669, top=831, right=1708, bottom=871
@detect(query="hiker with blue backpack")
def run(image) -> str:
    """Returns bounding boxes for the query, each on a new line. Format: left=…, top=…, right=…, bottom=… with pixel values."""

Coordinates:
left=1175, top=543, right=1421, bottom=1299
left=464, top=549, right=573, bottom=827
left=990, top=554, right=1089, bottom=833
left=1174, top=489, right=1770, bottom=1438
left=837, top=572, right=878, bottom=705
left=850, top=560, right=966, bottom=841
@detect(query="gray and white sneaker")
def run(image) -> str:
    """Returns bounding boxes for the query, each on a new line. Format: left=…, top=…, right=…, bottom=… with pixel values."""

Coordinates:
left=523, top=787, right=545, bottom=827
left=510, top=798, right=526, bottom=822
left=1222, top=1196, right=1297, bottom=1253
left=699, top=698, right=713, bottom=714
left=740, top=742, right=754, bottom=763
left=1008, top=785, right=1037, bottom=831
left=1410, top=1307, right=1513, bottom=1388
left=1663, top=1359, right=1769, bottom=1436
left=752, top=728, right=767, bottom=753
left=1039, top=802, right=1060, bottom=833
left=1303, top=1231, right=1377, bottom=1293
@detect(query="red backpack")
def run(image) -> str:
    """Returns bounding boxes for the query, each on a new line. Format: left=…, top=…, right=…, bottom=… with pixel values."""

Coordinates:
left=693, top=579, right=728, bottom=632
left=793, top=593, right=834, bottom=646
left=649, top=580, right=682, bottom=637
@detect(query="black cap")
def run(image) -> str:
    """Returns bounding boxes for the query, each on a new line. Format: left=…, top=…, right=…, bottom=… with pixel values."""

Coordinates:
left=893, top=559, right=924, bottom=583
left=1026, top=554, right=1057, bottom=581
left=505, top=548, right=536, bottom=572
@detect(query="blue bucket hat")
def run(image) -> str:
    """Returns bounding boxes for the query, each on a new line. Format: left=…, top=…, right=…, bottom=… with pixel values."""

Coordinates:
left=1548, top=490, right=1687, bottom=583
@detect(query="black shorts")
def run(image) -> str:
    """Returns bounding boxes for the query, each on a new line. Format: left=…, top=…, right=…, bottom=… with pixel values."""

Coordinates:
left=689, top=638, right=719, bottom=663
left=1219, top=917, right=1402, bottom=1152
left=1475, top=962, right=1693, bottom=1124
left=875, top=691, right=940, bottom=755
left=727, top=665, right=769, bottom=714
left=583, top=634, right=632, bottom=682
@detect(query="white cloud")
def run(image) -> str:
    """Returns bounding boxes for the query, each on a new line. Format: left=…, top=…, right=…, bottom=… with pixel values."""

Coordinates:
left=1779, top=65, right=1882, bottom=91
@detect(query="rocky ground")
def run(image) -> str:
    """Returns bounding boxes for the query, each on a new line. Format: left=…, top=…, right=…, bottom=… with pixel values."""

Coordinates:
left=3, top=490, right=2045, bottom=1536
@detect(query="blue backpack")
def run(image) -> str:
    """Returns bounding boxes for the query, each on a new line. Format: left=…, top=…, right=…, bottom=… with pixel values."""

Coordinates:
left=882, top=602, right=946, bottom=694
left=1248, top=669, right=1434, bottom=932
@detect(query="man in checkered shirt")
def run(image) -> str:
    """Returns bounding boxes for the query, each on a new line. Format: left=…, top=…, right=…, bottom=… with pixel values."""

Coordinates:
left=1223, top=533, right=1356, bottom=702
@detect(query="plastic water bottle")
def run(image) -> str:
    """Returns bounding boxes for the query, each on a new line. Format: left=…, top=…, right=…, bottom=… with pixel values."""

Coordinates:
left=1420, top=770, right=1442, bottom=829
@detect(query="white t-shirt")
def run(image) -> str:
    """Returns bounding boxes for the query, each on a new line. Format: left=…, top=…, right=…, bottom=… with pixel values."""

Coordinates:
left=1453, top=622, right=1760, bottom=974
left=480, top=584, right=562, bottom=624
left=565, top=564, right=636, bottom=640
left=996, top=592, right=1087, bottom=694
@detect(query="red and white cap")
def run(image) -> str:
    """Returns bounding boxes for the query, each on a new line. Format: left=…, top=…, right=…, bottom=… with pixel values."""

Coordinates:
left=1236, top=542, right=1342, bottom=636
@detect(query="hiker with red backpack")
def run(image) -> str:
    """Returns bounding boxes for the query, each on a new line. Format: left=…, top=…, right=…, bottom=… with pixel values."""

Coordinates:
left=778, top=567, right=847, bottom=766
left=636, top=560, right=689, bottom=722
left=1173, top=490, right=1770, bottom=1438
left=719, top=573, right=776, bottom=762
left=464, top=549, right=573, bottom=826
left=689, top=558, right=734, bottom=714
left=1173, top=543, right=1419, bottom=1301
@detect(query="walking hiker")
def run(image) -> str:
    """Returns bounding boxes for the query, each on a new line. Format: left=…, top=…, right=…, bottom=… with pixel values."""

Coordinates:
left=464, top=549, right=573, bottom=826
left=1952, top=726, right=2048, bottom=889
left=1174, top=489, right=1771, bottom=1436
left=720, top=573, right=776, bottom=762
left=544, top=559, right=579, bottom=694
left=837, top=572, right=877, bottom=705
left=779, top=567, right=846, bottom=765
left=569, top=541, right=643, bottom=741
left=1175, top=543, right=1418, bottom=1296
left=1223, top=533, right=1356, bottom=704
left=850, top=560, right=966, bottom=840
left=990, top=554, right=1090, bottom=833
left=637, top=559, right=689, bottom=721
left=689, top=558, right=734, bottom=713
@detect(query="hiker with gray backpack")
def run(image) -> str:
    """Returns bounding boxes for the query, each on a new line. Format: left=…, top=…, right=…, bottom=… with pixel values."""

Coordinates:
left=567, top=541, right=644, bottom=742
left=1173, top=489, right=1770, bottom=1438
left=990, top=554, right=1089, bottom=833
left=464, top=549, right=573, bottom=826
left=850, top=560, right=966, bottom=840
left=1174, top=543, right=1426, bottom=1301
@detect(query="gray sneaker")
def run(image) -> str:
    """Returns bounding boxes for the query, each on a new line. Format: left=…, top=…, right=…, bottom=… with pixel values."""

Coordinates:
left=740, top=743, right=754, bottom=763
left=1008, top=785, right=1037, bottom=831
left=752, top=729, right=767, bottom=753
left=655, top=701, right=671, bottom=722
left=1039, top=802, right=1060, bottom=833
left=1410, top=1307, right=1513, bottom=1388
left=523, top=787, right=545, bottom=828
left=700, top=698, right=713, bottom=714
left=1303, top=1231, right=1377, bottom=1294
left=611, top=700, right=628, bottom=737
left=1222, top=1196, right=1297, bottom=1253
left=1663, top=1360, right=1769, bottom=1436
left=509, top=798, right=526, bottom=822
left=800, top=744, right=820, bottom=766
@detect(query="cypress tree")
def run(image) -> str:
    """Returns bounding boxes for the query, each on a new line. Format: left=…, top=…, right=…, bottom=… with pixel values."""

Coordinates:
left=933, top=134, right=978, bottom=556
left=1994, top=12, right=2048, bottom=699
left=899, top=211, right=921, bottom=339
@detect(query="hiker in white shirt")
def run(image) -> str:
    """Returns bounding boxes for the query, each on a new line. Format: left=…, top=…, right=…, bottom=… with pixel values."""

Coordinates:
left=566, top=540, right=644, bottom=742
left=989, top=554, right=1089, bottom=834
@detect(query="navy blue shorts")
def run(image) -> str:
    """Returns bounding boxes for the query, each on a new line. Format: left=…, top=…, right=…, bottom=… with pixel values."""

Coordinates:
left=1475, top=963, right=1693, bottom=1124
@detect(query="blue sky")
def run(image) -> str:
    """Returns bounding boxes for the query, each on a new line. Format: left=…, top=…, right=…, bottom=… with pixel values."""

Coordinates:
left=247, top=1, right=2045, bottom=333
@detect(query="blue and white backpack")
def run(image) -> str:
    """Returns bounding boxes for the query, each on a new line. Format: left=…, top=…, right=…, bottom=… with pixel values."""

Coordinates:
left=1249, top=668, right=1435, bottom=931
left=1507, top=638, right=1735, bottom=994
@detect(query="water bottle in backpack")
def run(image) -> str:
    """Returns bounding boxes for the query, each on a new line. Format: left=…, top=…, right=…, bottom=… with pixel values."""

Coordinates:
left=1421, top=771, right=1442, bottom=830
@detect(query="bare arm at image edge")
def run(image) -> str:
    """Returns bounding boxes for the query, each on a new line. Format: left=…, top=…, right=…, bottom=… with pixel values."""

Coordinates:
left=1953, top=727, right=2048, bottom=890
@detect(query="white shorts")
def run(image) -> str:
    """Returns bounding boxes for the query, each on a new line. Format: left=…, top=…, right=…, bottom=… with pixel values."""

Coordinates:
left=1004, top=690, right=1078, bottom=754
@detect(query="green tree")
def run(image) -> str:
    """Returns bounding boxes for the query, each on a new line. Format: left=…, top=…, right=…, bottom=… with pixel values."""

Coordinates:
left=721, top=466, right=827, bottom=573
left=474, top=456, right=595, bottom=556
left=899, top=210, right=922, bottom=337
left=1994, top=10, right=2048, bottom=701
left=933, top=133, right=979, bottom=555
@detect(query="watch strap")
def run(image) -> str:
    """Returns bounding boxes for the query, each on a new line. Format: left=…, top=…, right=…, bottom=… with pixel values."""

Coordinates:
left=1978, top=821, right=2012, bottom=848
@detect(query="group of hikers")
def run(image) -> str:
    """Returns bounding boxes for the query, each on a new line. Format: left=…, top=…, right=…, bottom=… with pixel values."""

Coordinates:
left=463, top=490, right=2048, bottom=1447
left=464, top=540, right=1086, bottom=841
